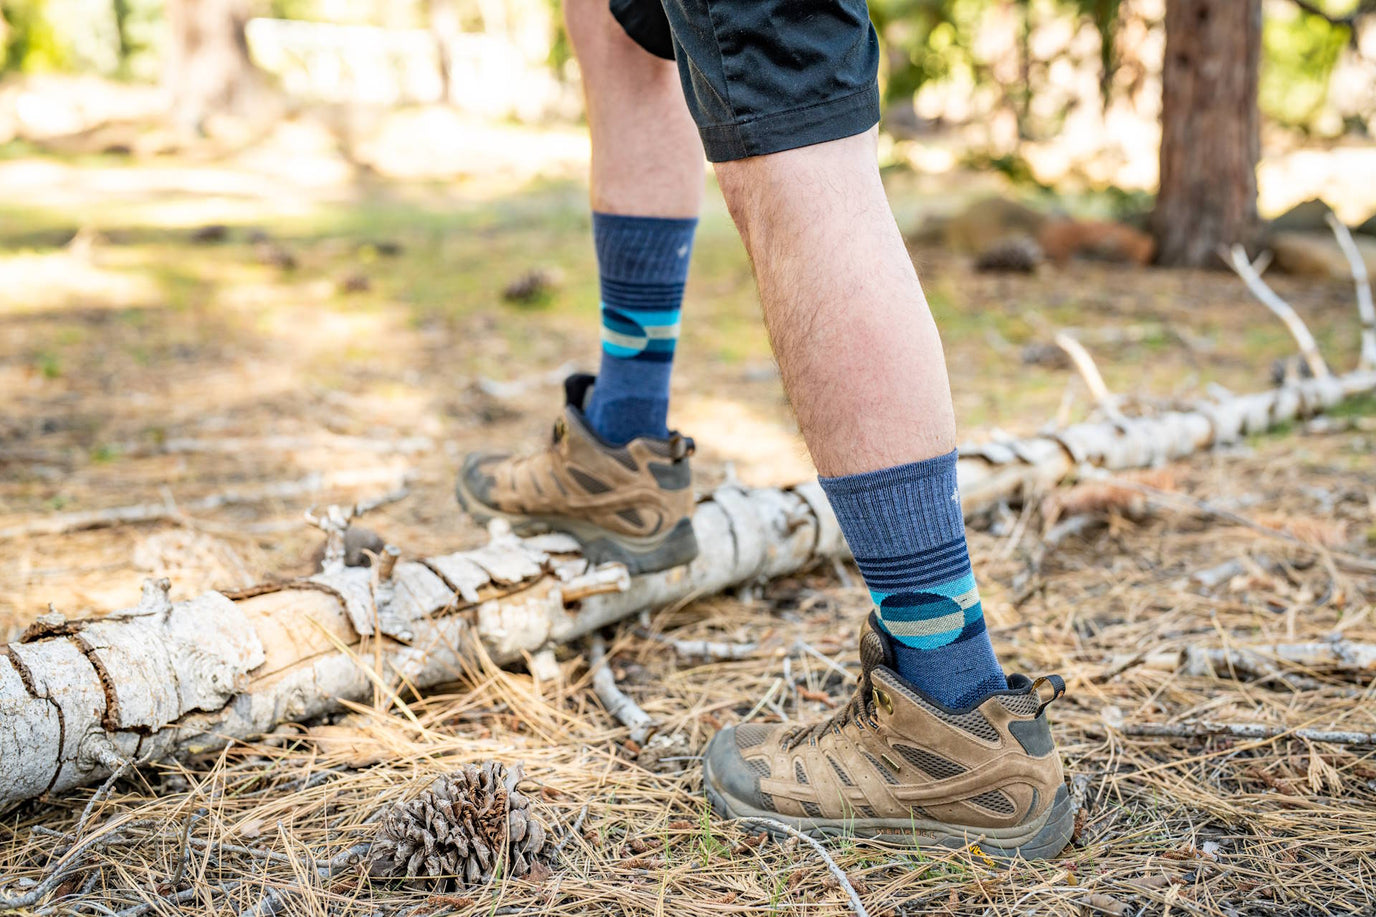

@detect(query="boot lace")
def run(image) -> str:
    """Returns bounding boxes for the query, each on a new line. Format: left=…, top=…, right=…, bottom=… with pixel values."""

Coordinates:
left=783, top=682, right=875, bottom=751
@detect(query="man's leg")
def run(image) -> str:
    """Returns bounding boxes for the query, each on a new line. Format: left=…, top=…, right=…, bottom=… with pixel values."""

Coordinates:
left=456, top=0, right=704, bottom=575
left=647, top=0, right=1071, bottom=854
left=715, top=129, right=1005, bottom=710
left=566, top=0, right=702, bottom=444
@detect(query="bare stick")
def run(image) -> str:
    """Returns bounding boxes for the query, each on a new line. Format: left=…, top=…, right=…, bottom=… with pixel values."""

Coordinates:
left=0, top=469, right=409, bottom=539
left=1325, top=213, right=1376, bottom=371
left=552, top=804, right=589, bottom=860
left=1119, top=721, right=1376, bottom=745
left=638, top=630, right=758, bottom=661
left=113, top=880, right=246, bottom=917
left=1224, top=244, right=1330, bottom=380
left=734, top=817, right=869, bottom=917
left=588, top=635, right=655, bottom=745
left=156, top=434, right=433, bottom=456
left=1054, top=332, right=1121, bottom=418
left=791, top=639, right=857, bottom=683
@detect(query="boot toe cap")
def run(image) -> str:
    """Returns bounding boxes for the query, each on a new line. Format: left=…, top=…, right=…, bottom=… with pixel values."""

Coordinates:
left=704, top=727, right=769, bottom=810
left=458, top=453, right=503, bottom=505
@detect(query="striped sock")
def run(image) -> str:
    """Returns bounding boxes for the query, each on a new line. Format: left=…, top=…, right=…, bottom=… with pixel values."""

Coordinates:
left=584, top=212, right=697, bottom=445
left=819, top=450, right=1007, bottom=709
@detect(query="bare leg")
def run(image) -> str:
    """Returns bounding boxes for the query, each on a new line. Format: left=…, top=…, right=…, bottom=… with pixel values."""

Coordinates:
left=564, top=0, right=703, bottom=217
left=714, top=127, right=955, bottom=476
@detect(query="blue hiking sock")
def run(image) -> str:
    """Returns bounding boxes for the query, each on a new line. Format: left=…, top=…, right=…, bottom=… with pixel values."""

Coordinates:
left=819, top=450, right=1007, bottom=709
left=584, top=212, right=697, bottom=445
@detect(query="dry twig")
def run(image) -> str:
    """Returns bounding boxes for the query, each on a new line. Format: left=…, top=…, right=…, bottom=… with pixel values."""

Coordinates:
left=1326, top=213, right=1376, bottom=371
left=1119, top=722, right=1376, bottom=746
left=734, top=817, right=869, bottom=917
left=588, top=635, right=655, bottom=745
left=1223, top=244, right=1330, bottom=380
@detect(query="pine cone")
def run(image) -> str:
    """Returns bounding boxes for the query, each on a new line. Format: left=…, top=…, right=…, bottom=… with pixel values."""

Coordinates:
left=975, top=236, right=1043, bottom=273
left=367, top=762, right=550, bottom=887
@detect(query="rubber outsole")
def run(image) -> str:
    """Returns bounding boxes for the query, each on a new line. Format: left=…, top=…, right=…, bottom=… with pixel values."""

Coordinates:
left=455, top=473, right=698, bottom=576
left=703, top=756, right=1076, bottom=861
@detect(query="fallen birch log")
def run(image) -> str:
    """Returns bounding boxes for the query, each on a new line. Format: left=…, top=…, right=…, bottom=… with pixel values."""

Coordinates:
left=0, top=482, right=845, bottom=810
left=1118, top=721, right=1376, bottom=746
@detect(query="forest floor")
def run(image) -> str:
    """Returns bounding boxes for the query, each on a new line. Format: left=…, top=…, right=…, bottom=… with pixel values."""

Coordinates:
left=1, top=113, right=1375, bottom=916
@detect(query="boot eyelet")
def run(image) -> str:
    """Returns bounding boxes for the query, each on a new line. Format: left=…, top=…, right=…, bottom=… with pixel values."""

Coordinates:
left=873, top=687, right=893, bottom=716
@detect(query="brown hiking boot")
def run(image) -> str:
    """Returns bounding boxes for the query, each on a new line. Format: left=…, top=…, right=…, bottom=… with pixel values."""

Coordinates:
left=456, top=374, right=698, bottom=575
left=703, top=612, right=1074, bottom=859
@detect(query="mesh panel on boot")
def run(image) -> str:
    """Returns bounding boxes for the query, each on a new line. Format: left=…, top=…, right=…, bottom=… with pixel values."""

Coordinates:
left=735, top=725, right=771, bottom=750
left=746, top=757, right=771, bottom=778
left=827, top=756, right=855, bottom=787
left=969, top=790, right=1017, bottom=815
left=801, top=800, right=823, bottom=818
left=864, top=753, right=898, bottom=785
left=893, top=744, right=966, bottom=780
left=998, top=692, right=1041, bottom=716
left=794, top=761, right=808, bottom=785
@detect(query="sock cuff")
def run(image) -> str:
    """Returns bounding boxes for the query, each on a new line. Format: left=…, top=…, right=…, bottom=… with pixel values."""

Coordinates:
left=592, top=212, right=698, bottom=283
left=818, top=450, right=965, bottom=554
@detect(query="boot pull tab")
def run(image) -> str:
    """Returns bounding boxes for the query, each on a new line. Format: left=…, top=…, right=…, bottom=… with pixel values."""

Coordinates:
left=668, top=433, right=695, bottom=460
left=1031, top=674, right=1066, bottom=718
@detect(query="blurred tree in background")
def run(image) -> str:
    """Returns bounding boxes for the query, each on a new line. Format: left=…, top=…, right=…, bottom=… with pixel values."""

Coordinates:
left=1152, top=0, right=1261, bottom=266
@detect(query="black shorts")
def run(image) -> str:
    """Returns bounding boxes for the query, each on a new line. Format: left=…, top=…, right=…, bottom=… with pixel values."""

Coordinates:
left=608, top=0, right=880, bottom=162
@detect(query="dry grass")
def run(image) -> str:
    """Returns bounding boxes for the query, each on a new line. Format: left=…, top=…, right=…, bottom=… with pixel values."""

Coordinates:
left=2, top=429, right=1374, bottom=917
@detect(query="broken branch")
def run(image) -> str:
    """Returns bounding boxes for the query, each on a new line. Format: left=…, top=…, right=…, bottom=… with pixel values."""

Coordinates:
left=1054, top=332, right=1121, bottom=418
left=1224, top=244, right=1331, bottom=381
left=734, top=816, right=869, bottom=917
left=588, top=635, right=655, bottom=746
left=638, top=630, right=758, bottom=661
left=0, top=469, right=409, bottom=539
left=1119, top=721, right=1376, bottom=746
left=1325, top=213, right=1376, bottom=371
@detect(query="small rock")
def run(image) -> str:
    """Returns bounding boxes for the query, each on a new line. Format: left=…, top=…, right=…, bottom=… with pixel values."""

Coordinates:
left=190, top=224, right=229, bottom=244
left=1268, top=197, right=1334, bottom=234
left=1022, top=341, right=1071, bottom=368
left=337, top=271, right=371, bottom=293
left=1270, top=230, right=1376, bottom=279
left=975, top=235, right=1043, bottom=273
left=255, top=242, right=297, bottom=271
left=930, top=196, right=1049, bottom=253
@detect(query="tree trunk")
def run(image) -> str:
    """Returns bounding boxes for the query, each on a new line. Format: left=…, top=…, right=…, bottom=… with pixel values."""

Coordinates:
left=164, top=0, right=263, bottom=132
left=1152, top=0, right=1262, bottom=267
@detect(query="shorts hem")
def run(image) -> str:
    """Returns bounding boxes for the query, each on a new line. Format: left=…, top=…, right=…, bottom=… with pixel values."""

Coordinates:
left=698, top=84, right=881, bottom=162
